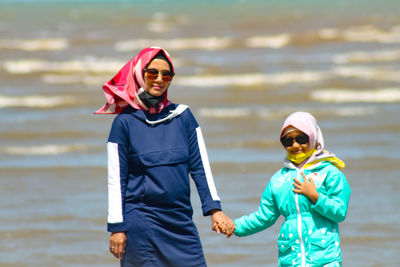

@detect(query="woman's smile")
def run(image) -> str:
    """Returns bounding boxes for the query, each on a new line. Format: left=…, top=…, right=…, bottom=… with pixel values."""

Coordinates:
left=144, top=59, right=171, bottom=97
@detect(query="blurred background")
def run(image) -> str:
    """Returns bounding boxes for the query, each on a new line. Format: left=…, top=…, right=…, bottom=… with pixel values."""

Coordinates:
left=0, top=0, right=399, bottom=266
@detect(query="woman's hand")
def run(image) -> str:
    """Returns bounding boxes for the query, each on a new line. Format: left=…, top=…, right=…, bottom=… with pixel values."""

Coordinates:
left=293, top=172, right=319, bottom=203
left=109, top=232, right=127, bottom=259
left=211, top=210, right=236, bottom=238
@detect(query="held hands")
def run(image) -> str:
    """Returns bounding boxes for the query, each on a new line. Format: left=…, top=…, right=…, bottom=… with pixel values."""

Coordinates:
left=211, top=210, right=236, bottom=238
left=293, top=172, right=319, bottom=203
left=109, top=232, right=127, bottom=260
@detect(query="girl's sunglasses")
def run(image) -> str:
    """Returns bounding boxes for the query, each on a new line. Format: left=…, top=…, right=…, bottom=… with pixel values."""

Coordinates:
left=144, top=68, right=174, bottom=82
left=280, top=134, right=309, bottom=147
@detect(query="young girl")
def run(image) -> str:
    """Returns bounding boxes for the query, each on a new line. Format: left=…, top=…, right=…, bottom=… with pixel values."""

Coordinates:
left=233, top=111, right=351, bottom=266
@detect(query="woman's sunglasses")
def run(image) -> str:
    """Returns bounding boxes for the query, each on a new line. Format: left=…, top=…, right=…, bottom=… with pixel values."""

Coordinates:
left=144, top=68, right=174, bottom=82
left=280, top=134, right=309, bottom=147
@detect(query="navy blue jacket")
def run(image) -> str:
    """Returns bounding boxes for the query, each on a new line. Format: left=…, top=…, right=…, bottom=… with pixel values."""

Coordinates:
left=106, top=103, right=221, bottom=266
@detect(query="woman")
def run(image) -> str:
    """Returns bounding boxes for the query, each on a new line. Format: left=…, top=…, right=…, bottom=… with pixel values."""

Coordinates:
left=95, top=47, right=231, bottom=266
left=231, top=112, right=351, bottom=266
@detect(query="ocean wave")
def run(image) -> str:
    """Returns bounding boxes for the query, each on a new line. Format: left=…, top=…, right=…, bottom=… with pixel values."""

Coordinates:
left=0, top=144, right=89, bottom=155
left=38, top=67, right=400, bottom=87
left=311, top=88, right=400, bottom=103
left=199, top=108, right=251, bottom=118
left=2, top=58, right=125, bottom=74
left=333, top=50, right=400, bottom=64
left=198, top=106, right=375, bottom=119
left=34, top=69, right=329, bottom=86
left=115, top=37, right=232, bottom=51
left=147, top=12, right=188, bottom=33
left=198, top=107, right=269, bottom=119
left=318, top=25, right=400, bottom=44
left=115, top=34, right=291, bottom=51
left=174, top=71, right=329, bottom=87
left=115, top=25, right=400, bottom=52
left=245, top=34, right=291, bottom=48
left=0, top=38, right=68, bottom=51
left=342, top=25, right=400, bottom=43
left=0, top=94, right=76, bottom=108
left=40, top=74, right=109, bottom=85
left=333, top=66, right=400, bottom=82
left=4, top=57, right=399, bottom=87
left=2, top=58, right=183, bottom=76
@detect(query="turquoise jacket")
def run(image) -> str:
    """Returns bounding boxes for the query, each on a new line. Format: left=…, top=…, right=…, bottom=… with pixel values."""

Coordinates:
left=234, top=161, right=351, bottom=267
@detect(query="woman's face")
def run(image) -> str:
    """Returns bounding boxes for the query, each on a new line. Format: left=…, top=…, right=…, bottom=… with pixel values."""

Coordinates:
left=144, top=59, right=172, bottom=97
left=282, top=129, right=310, bottom=155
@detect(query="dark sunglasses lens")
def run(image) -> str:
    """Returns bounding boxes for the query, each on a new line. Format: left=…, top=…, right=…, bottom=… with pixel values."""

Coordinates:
left=281, top=137, right=293, bottom=147
left=161, top=71, right=173, bottom=82
left=147, top=69, right=158, bottom=75
left=146, top=69, right=158, bottom=80
left=296, top=135, right=309, bottom=144
left=146, top=69, right=174, bottom=82
left=281, top=135, right=309, bottom=147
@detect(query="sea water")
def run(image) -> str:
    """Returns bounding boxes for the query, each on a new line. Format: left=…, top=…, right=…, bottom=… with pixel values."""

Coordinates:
left=0, top=0, right=399, bottom=266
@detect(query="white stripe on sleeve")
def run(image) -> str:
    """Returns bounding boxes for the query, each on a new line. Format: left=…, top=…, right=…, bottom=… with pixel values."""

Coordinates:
left=107, top=142, right=124, bottom=223
left=195, top=127, right=220, bottom=201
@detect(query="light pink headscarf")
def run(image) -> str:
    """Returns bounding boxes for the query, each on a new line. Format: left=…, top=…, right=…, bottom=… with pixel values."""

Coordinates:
left=280, top=111, right=344, bottom=169
left=280, top=111, right=323, bottom=151
left=95, top=47, right=173, bottom=114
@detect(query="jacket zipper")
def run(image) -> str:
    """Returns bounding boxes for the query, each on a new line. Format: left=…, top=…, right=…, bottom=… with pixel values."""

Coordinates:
left=295, top=169, right=306, bottom=266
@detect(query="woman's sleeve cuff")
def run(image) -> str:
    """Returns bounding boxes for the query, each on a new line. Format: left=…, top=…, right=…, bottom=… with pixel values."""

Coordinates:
left=203, top=201, right=222, bottom=216
left=107, top=222, right=127, bottom=232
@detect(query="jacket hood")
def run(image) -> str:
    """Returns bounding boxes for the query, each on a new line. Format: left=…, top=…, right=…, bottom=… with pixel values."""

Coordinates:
left=283, top=158, right=343, bottom=171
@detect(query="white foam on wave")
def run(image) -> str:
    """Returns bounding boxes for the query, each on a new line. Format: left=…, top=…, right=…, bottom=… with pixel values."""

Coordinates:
left=198, top=106, right=375, bottom=119
left=311, top=88, right=400, bottom=103
left=1, top=144, right=88, bottom=155
left=333, top=66, right=400, bottom=82
left=41, top=74, right=108, bottom=85
left=318, top=25, right=400, bottom=43
left=3, top=57, right=182, bottom=76
left=245, top=34, right=291, bottom=48
left=199, top=108, right=251, bottom=118
left=174, top=71, right=329, bottom=87
left=0, top=94, right=75, bottom=108
left=116, top=25, right=400, bottom=53
left=318, top=28, right=340, bottom=40
left=4, top=57, right=399, bottom=87
left=147, top=12, right=188, bottom=33
left=30, top=66, right=395, bottom=87
left=40, top=70, right=327, bottom=86
left=0, top=38, right=68, bottom=51
left=343, top=25, right=400, bottom=43
left=334, top=106, right=376, bottom=116
left=333, top=50, right=400, bottom=64
left=115, top=37, right=232, bottom=51
left=115, top=34, right=291, bottom=52
left=147, top=21, right=174, bottom=33
left=2, top=58, right=125, bottom=74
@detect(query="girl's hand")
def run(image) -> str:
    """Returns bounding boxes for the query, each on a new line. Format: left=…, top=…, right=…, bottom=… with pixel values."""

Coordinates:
left=293, top=172, right=319, bottom=203
left=211, top=210, right=236, bottom=237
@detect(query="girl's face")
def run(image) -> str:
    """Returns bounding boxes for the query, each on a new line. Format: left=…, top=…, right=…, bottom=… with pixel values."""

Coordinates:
left=143, top=59, right=173, bottom=97
left=281, top=130, right=311, bottom=155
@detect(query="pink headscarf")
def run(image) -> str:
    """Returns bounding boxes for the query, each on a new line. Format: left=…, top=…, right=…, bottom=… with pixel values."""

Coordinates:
left=95, top=47, right=173, bottom=114
left=280, top=111, right=323, bottom=151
